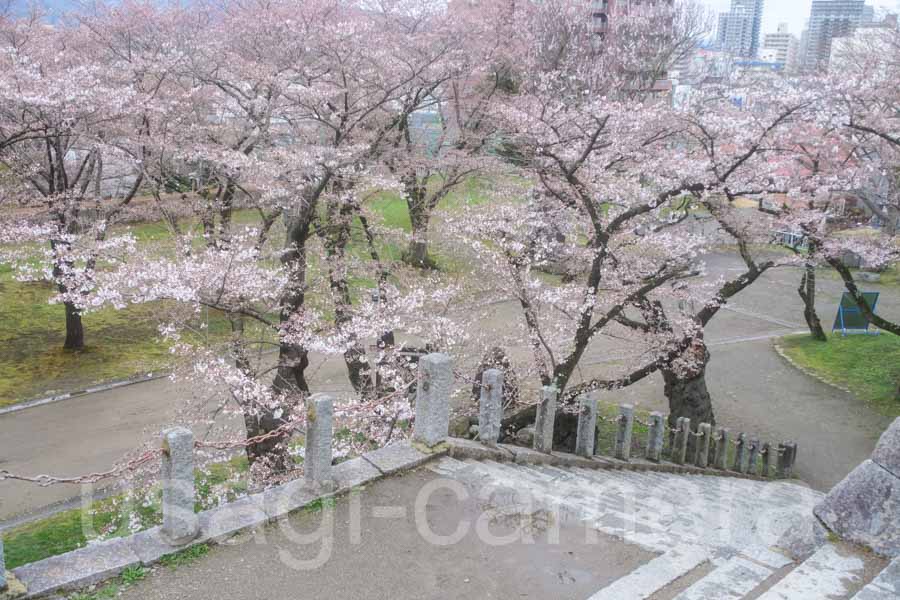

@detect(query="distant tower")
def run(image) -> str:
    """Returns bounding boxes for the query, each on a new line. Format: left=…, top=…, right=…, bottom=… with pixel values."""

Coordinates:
left=804, top=0, right=872, bottom=71
left=717, top=0, right=765, bottom=58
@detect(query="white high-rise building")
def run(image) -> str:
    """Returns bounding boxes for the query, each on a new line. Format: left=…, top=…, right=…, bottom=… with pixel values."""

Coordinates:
left=762, top=23, right=801, bottom=72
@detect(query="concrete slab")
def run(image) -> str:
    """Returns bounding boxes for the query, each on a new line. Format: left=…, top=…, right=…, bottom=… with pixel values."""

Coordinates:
left=332, top=457, right=382, bottom=492
left=672, top=556, right=772, bottom=600
left=12, top=536, right=140, bottom=597
left=446, top=437, right=514, bottom=462
left=756, top=543, right=866, bottom=600
left=361, top=441, right=435, bottom=475
left=129, top=526, right=181, bottom=566
left=114, top=469, right=654, bottom=600
left=866, top=558, right=900, bottom=595
left=197, top=496, right=269, bottom=544
left=587, top=546, right=709, bottom=600
left=256, top=478, right=323, bottom=521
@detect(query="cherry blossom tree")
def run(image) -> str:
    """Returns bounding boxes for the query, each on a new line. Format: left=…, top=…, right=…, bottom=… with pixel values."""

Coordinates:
left=0, top=4, right=182, bottom=349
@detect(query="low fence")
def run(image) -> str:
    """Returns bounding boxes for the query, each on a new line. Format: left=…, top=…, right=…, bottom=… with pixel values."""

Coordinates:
left=0, top=353, right=797, bottom=589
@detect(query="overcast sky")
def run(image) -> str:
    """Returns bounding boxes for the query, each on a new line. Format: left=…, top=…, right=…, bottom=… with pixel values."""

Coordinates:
left=699, top=0, right=900, bottom=35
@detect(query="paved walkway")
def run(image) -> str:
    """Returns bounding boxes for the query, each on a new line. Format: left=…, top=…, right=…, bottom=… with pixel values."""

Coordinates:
left=117, top=468, right=653, bottom=600
left=0, top=253, right=896, bottom=522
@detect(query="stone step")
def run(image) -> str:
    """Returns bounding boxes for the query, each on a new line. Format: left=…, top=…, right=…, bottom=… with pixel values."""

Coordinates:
left=756, top=543, right=868, bottom=600
left=586, top=546, right=709, bottom=600
left=672, top=556, right=774, bottom=600
left=850, top=558, right=900, bottom=599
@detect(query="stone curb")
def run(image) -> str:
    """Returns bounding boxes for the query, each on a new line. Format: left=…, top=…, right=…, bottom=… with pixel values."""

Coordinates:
left=11, top=441, right=438, bottom=599
left=772, top=341, right=853, bottom=395
left=0, top=373, right=167, bottom=417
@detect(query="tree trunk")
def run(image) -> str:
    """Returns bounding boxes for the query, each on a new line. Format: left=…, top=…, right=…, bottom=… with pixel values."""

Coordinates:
left=405, top=190, right=434, bottom=269
left=63, top=301, right=85, bottom=350
left=662, top=339, right=715, bottom=431
left=256, top=186, right=321, bottom=474
left=798, top=265, right=828, bottom=341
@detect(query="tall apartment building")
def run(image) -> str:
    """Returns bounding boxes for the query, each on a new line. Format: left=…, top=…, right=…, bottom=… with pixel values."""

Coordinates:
left=591, top=0, right=674, bottom=34
left=804, top=0, right=873, bottom=71
left=717, top=0, right=765, bottom=58
left=762, top=23, right=801, bottom=72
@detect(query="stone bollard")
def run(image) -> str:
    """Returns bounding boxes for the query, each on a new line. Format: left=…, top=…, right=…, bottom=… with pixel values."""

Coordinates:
left=713, top=428, right=730, bottom=470
left=646, top=412, right=664, bottom=463
left=732, top=433, right=748, bottom=474
left=673, top=417, right=691, bottom=465
left=747, top=439, right=761, bottom=476
left=761, top=442, right=774, bottom=478
left=694, top=423, right=712, bottom=468
left=305, top=394, right=334, bottom=486
left=614, top=405, right=635, bottom=461
left=534, top=386, right=558, bottom=454
left=788, top=442, right=798, bottom=473
left=414, top=353, right=453, bottom=448
left=777, top=442, right=797, bottom=478
left=478, top=369, right=504, bottom=447
left=575, top=395, right=598, bottom=458
left=161, top=427, right=200, bottom=545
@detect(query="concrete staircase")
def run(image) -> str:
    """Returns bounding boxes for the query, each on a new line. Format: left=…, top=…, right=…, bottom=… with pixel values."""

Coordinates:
left=428, top=456, right=898, bottom=600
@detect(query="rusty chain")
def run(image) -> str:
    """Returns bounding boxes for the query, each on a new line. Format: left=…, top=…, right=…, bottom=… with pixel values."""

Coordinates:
left=0, top=449, right=162, bottom=487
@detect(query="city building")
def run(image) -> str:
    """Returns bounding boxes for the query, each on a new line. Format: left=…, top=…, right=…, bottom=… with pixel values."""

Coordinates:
left=591, top=0, right=674, bottom=35
left=762, top=23, right=801, bottom=73
left=803, top=0, right=874, bottom=71
left=830, top=13, right=900, bottom=71
left=717, top=0, right=765, bottom=58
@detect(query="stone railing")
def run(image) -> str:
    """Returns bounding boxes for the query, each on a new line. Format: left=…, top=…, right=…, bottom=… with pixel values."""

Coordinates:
left=480, top=370, right=798, bottom=480
left=0, top=353, right=798, bottom=598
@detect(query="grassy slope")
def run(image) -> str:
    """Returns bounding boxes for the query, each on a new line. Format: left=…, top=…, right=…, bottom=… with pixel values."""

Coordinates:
left=780, top=333, right=900, bottom=417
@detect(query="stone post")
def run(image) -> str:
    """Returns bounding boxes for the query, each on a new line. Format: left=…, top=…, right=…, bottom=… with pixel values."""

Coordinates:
left=161, top=427, right=199, bottom=545
left=747, top=439, right=761, bottom=476
left=673, top=417, right=690, bottom=465
left=788, top=442, right=799, bottom=473
left=614, top=405, right=635, bottom=461
left=732, top=433, right=748, bottom=474
left=713, top=428, right=730, bottom=470
left=305, top=394, right=334, bottom=486
left=1, top=538, right=6, bottom=592
left=478, top=369, right=504, bottom=447
left=777, top=442, right=797, bottom=478
left=761, top=442, right=774, bottom=478
left=413, top=353, right=453, bottom=448
left=776, top=443, right=789, bottom=478
left=575, top=395, right=598, bottom=458
left=694, top=423, right=712, bottom=468
left=646, top=412, right=664, bottom=463
left=534, top=386, right=558, bottom=454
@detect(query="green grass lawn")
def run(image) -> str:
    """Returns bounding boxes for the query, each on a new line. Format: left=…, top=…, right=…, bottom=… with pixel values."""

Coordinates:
left=2, top=455, right=250, bottom=569
left=0, top=178, right=498, bottom=406
left=780, top=333, right=900, bottom=417
left=0, top=210, right=269, bottom=406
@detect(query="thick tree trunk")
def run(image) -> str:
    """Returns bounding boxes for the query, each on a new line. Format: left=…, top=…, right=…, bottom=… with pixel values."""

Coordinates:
left=256, top=186, right=322, bottom=474
left=63, top=301, right=85, bottom=350
left=798, top=265, right=828, bottom=341
left=662, top=339, right=716, bottom=431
